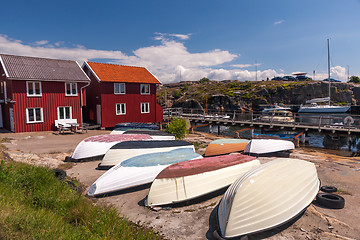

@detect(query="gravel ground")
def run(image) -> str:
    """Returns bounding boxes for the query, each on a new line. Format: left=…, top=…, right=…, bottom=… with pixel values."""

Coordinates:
left=1, top=130, right=359, bottom=239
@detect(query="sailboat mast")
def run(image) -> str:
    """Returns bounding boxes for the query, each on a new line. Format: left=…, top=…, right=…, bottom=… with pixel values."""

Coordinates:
left=327, top=39, right=331, bottom=106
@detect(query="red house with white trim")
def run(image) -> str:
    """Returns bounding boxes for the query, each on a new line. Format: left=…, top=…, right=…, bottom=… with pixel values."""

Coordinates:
left=0, top=54, right=90, bottom=132
left=82, top=61, right=163, bottom=128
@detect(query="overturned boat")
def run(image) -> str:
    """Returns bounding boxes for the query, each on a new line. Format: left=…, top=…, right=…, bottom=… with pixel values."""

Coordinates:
left=71, top=134, right=152, bottom=161
left=244, top=139, right=295, bottom=154
left=87, top=148, right=202, bottom=196
left=145, top=154, right=260, bottom=207
left=99, top=140, right=195, bottom=168
left=111, top=122, right=159, bottom=134
left=217, top=158, right=319, bottom=239
left=123, top=129, right=175, bottom=140
left=204, top=138, right=250, bottom=157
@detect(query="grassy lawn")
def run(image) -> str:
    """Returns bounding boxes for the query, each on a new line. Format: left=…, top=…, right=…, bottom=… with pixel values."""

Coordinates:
left=0, top=157, right=164, bottom=240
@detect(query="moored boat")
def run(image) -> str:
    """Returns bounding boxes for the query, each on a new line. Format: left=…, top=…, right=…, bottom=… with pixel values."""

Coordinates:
left=244, top=139, right=295, bottom=154
left=99, top=140, right=195, bottom=168
left=145, top=154, right=260, bottom=207
left=87, top=148, right=202, bottom=196
left=71, top=134, right=152, bottom=161
left=204, top=138, right=250, bottom=157
left=217, top=158, right=319, bottom=239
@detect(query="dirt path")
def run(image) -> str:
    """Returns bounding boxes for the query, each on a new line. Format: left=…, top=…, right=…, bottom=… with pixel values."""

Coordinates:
left=1, top=130, right=359, bottom=239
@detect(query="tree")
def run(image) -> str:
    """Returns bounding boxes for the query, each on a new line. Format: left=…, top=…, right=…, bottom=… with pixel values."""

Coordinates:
left=199, top=77, right=210, bottom=84
left=349, top=75, right=360, bottom=83
left=165, top=117, right=188, bottom=139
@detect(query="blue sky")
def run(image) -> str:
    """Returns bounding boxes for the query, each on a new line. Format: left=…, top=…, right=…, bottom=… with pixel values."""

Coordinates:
left=1, top=0, right=360, bottom=83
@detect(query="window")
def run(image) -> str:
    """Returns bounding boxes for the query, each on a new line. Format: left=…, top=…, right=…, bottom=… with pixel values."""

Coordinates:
left=114, top=83, right=125, bottom=94
left=57, top=106, right=72, bottom=120
left=26, top=108, right=43, bottom=123
left=65, top=83, right=77, bottom=96
left=27, top=81, right=42, bottom=96
left=116, top=103, right=126, bottom=115
left=140, top=84, right=150, bottom=95
left=141, top=102, right=150, bottom=113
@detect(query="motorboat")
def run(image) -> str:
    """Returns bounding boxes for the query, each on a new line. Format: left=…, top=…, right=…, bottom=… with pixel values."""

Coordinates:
left=87, top=148, right=202, bottom=196
left=217, top=158, right=320, bottom=238
left=204, top=138, right=249, bottom=157
left=244, top=139, right=295, bottom=154
left=99, top=140, right=195, bottom=168
left=71, top=134, right=152, bottom=161
left=260, top=109, right=294, bottom=123
left=145, top=154, right=260, bottom=207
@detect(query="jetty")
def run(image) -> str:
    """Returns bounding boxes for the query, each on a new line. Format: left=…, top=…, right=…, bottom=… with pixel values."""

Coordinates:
left=164, top=108, right=360, bottom=136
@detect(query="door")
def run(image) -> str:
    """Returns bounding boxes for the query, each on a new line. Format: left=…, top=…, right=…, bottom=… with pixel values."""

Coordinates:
left=0, top=105, right=3, bottom=128
left=9, top=107, right=14, bottom=132
left=96, top=104, right=101, bottom=125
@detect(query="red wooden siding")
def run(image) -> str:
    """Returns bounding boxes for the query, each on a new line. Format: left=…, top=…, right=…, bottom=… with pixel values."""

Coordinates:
left=10, top=80, right=85, bottom=132
left=100, top=82, right=159, bottom=128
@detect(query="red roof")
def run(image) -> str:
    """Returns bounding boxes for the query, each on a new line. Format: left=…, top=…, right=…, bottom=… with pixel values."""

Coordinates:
left=86, top=62, right=160, bottom=84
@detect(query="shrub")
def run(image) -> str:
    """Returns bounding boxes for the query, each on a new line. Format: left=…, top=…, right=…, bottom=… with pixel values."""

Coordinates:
left=165, top=117, right=188, bottom=139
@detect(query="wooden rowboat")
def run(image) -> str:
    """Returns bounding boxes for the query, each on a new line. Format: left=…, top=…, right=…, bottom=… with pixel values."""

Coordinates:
left=145, top=154, right=260, bottom=207
left=71, top=134, right=152, bottom=161
left=244, top=139, right=295, bottom=154
left=123, top=129, right=175, bottom=140
left=87, top=148, right=202, bottom=196
left=99, top=140, right=195, bottom=168
left=217, top=158, right=319, bottom=239
left=204, top=138, right=250, bottom=157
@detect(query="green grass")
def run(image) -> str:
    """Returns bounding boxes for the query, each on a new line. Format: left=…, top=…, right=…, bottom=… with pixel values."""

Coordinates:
left=0, top=159, right=164, bottom=240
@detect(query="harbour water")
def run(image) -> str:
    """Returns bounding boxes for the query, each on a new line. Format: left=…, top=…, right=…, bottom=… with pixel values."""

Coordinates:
left=194, top=112, right=360, bottom=155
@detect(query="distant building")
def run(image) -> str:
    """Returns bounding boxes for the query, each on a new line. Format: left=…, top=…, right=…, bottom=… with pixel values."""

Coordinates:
left=0, top=54, right=90, bottom=132
left=82, top=62, right=163, bottom=128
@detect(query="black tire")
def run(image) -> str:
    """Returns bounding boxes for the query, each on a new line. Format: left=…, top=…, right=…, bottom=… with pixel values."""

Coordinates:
left=52, top=169, right=66, bottom=180
left=316, top=193, right=345, bottom=209
left=320, top=186, right=337, bottom=193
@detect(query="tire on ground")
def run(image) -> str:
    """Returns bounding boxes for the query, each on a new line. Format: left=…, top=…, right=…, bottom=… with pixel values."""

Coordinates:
left=316, top=193, right=345, bottom=209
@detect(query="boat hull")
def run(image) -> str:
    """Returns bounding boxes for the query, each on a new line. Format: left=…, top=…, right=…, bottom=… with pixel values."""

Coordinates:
left=146, top=154, right=260, bottom=207
left=99, top=140, right=195, bottom=167
left=87, top=148, right=202, bottom=196
left=204, top=139, right=249, bottom=157
left=71, top=134, right=152, bottom=160
left=298, top=105, right=350, bottom=113
left=217, top=158, right=319, bottom=238
left=245, top=139, right=295, bottom=154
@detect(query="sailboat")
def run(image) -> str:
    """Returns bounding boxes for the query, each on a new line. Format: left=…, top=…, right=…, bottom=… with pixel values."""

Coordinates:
left=298, top=39, right=350, bottom=113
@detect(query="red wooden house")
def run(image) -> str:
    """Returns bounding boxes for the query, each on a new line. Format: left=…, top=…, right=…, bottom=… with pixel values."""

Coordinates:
left=0, top=54, right=90, bottom=132
left=82, top=61, right=163, bottom=128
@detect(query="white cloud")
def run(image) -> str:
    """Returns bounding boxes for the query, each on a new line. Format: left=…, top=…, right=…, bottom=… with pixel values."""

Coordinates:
left=0, top=33, right=282, bottom=83
left=33, top=40, right=49, bottom=46
left=231, top=64, right=252, bottom=68
left=274, top=20, right=284, bottom=25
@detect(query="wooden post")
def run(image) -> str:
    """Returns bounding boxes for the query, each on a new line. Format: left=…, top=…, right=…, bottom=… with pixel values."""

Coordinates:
left=218, top=125, right=220, bottom=135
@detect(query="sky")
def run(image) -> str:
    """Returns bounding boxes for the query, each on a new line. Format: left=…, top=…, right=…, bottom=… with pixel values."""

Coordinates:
left=1, top=0, right=360, bottom=84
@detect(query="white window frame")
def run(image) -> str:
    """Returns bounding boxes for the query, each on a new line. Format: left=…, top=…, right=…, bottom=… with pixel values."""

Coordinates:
left=26, top=81, right=42, bottom=97
left=116, top=103, right=126, bottom=115
left=141, top=102, right=150, bottom=114
left=26, top=108, right=43, bottom=123
left=57, top=106, right=72, bottom=120
left=114, top=83, right=126, bottom=94
left=140, top=84, right=150, bottom=95
left=65, top=82, right=78, bottom=96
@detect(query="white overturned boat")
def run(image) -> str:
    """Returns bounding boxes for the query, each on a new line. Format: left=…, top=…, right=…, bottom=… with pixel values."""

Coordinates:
left=217, top=158, right=319, bottom=239
left=71, top=134, right=152, bottom=161
left=123, top=129, right=175, bottom=140
left=111, top=122, right=159, bottom=134
left=145, top=154, right=260, bottom=207
left=87, top=148, right=202, bottom=196
left=244, top=139, right=295, bottom=154
left=99, top=140, right=195, bottom=168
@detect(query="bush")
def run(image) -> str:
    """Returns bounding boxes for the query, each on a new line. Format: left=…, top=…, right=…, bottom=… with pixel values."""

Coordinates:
left=165, top=117, right=188, bottom=139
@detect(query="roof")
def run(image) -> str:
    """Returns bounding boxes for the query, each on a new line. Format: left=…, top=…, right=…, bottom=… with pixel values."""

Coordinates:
left=0, top=54, right=90, bottom=82
left=85, top=61, right=161, bottom=84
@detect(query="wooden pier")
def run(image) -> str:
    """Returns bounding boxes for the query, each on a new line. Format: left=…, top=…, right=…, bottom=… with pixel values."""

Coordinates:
left=163, top=108, right=360, bottom=137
